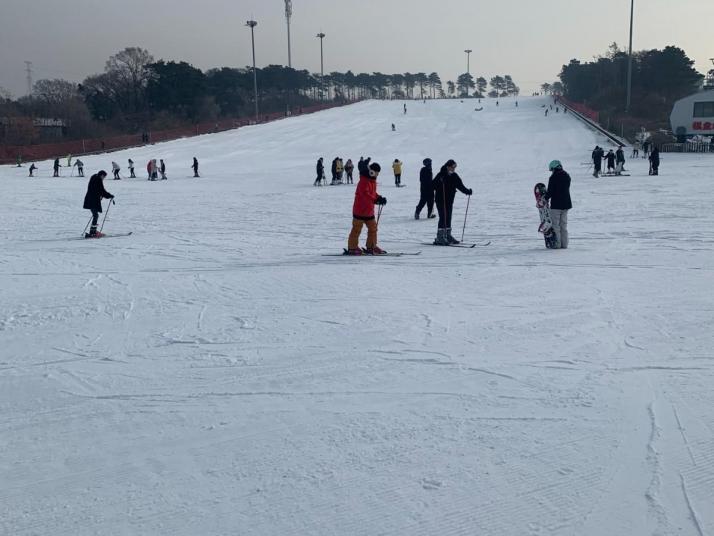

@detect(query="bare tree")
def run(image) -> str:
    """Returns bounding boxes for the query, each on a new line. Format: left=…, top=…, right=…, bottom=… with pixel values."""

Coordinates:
left=104, top=47, right=155, bottom=114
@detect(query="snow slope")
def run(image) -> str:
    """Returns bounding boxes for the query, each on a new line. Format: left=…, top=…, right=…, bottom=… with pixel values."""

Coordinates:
left=1, top=98, right=713, bottom=535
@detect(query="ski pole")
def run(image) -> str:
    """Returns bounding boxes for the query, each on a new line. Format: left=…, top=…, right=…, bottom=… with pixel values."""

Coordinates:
left=377, top=203, right=384, bottom=224
left=99, top=199, right=115, bottom=232
left=461, top=193, right=471, bottom=243
left=82, top=216, right=92, bottom=237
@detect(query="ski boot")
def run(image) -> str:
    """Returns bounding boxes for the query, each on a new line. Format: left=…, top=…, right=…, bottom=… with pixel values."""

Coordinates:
left=427, top=212, right=436, bottom=219
left=414, top=208, right=420, bottom=220
left=364, top=246, right=387, bottom=255
left=343, top=248, right=363, bottom=256
left=446, top=229, right=460, bottom=245
left=433, top=229, right=450, bottom=246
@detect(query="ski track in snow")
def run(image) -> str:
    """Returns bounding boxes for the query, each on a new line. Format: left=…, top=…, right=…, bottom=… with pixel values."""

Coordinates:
left=1, top=97, right=714, bottom=535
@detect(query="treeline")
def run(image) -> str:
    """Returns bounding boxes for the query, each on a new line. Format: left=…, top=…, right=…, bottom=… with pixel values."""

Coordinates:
left=0, top=47, right=519, bottom=144
left=541, top=43, right=704, bottom=139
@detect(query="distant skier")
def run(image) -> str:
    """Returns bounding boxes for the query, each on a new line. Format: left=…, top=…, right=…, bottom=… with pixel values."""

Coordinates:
left=314, top=157, right=325, bottom=186
left=29, top=163, right=37, bottom=177
left=631, top=143, right=640, bottom=158
left=330, top=157, right=338, bottom=184
left=392, top=159, right=403, bottom=187
left=545, top=109, right=549, bottom=117
left=345, top=157, right=387, bottom=255
left=128, top=158, right=136, bottom=178
left=605, top=149, right=616, bottom=174
left=649, top=147, right=660, bottom=175
left=414, top=158, right=435, bottom=220
left=403, top=103, right=407, bottom=114
left=159, top=159, right=167, bottom=180
left=432, top=159, right=472, bottom=245
left=615, top=146, right=626, bottom=174
left=544, top=160, right=571, bottom=249
left=336, top=158, right=344, bottom=183
left=391, top=123, right=396, bottom=131
left=643, top=140, right=651, bottom=159
left=192, top=157, right=199, bottom=177
left=53, top=158, right=61, bottom=177
left=75, top=159, right=84, bottom=177
left=591, top=146, right=604, bottom=177
left=82, top=170, right=114, bottom=238
left=344, top=158, right=354, bottom=184
left=148, top=159, right=158, bottom=181
left=111, top=161, right=121, bottom=180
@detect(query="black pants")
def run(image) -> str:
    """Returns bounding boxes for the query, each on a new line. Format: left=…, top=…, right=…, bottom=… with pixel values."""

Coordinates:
left=436, top=200, right=454, bottom=229
left=193, top=167, right=198, bottom=177
left=594, top=161, right=601, bottom=174
left=394, top=174, right=401, bottom=185
left=53, top=168, right=59, bottom=177
left=416, top=189, right=434, bottom=216
left=130, top=169, right=136, bottom=178
left=650, top=164, right=659, bottom=175
left=88, top=209, right=100, bottom=234
left=346, top=171, right=353, bottom=183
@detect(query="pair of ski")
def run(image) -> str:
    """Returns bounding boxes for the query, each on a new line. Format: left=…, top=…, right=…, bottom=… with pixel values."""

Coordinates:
left=79, top=232, right=133, bottom=240
left=323, top=241, right=490, bottom=257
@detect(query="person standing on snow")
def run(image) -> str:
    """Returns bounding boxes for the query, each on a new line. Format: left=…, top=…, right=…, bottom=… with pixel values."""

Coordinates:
left=591, top=146, right=604, bottom=177
left=83, top=170, right=114, bottom=238
left=345, top=157, right=387, bottom=255
left=29, top=163, right=37, bottom=177
left=192, top=157, right=199, bottom=177
left=615, top=146, right=626, bottom=174
left=432, top=159, right=472, bottom=245
left=128, top=159, right=136, bottom=178
left=415, top=158, right=436, bottom=219
left=314, top=157, right=325, bottom=186
left=649, top=147, right=660, bottom=175
left=392, top=158, right=403, bottom=187
left=159, top=159, right=167, bottom=180
left=111, top=161, right=121, bottom=180
left=53, top=158, right=61, bottom=177
left=336, top=158, right=344, bottom=183
left=604, top=149, right=616, bottom=174
left=330, top=157, right=338, bottom=185
left=75, top=159, right=84, bottom=177
left=344, top=158, right=354, bottom=184
left=544, top=160, right=572, bottom=249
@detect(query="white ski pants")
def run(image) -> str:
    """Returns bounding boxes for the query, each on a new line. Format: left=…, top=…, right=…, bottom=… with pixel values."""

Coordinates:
left=550, top=209, right=569, bottom=249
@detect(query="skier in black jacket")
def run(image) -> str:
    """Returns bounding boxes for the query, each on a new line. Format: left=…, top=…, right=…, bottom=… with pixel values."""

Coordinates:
left=414, top=158, right=435, bottom=219
left=544, top=160, right=572, bottom=249
left=649, top=147, right=660, bottom=175
left=591, top=146, right=604, bottom=177
left=615, top=146, right=626, bottom=173
left=83, top=170, right=114, bottom=238
left=432, top=159, right=472, bottom=245
left=314, top=157, right=325, bottom=186
left=604, top=150, right=616, bottom=173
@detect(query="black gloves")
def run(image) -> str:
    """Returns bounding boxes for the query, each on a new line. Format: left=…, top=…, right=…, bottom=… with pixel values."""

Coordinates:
left=466, top=189, right=473, bottom=196
left=375, top=196, right=387, bottom=206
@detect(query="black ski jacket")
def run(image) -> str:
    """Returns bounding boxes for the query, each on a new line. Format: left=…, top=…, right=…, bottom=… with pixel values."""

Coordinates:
left=316, top=160, right=324, bottom=175
left=592, top=147, right=604, bottom=163
left=616, top=148, right=625, bottom=163
left=433, top=167, right=470, bottom=208
left=83, top=174, right=113, bottom=212
left=545, top=169, right=572, bottom=210
left=419, top=165, right=433, bottom=193
left=649, top=149, right=660, bottom=165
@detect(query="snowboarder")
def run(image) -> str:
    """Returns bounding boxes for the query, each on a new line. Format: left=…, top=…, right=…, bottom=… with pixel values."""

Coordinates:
left=346, top=158, right=387, bottom=255
left=53, top=158, right=61, bottom=177
left=29, top=163, right=37, bottom=177
left=159, top=159, right=167, bottom=180
left=392, top=159, right=403, bottom=187
left=314, top=157, right=325, bottom=186
left=591, top=146, right=604, bottom=177
left=82, top=170, right=114, bottom=238
left=111, top=161, right=121, bottom=180
left=604, top=149, right=616, bottom=174
left=544, top=160, right=572, bottom=249
left=75, top=159, right=84, bottom=177
left=415, top=158, right=435, bottom=219
left=649, top=147, right=660, bottom=175
left=192, top=157, right=199, bottom=177
left=128, top=159, right=136, bottom=178
left=615, top=146, right=626, bottom=174
left=344, top=158, right=354, bottom=184
left=432, top=159, right=472, bottom=245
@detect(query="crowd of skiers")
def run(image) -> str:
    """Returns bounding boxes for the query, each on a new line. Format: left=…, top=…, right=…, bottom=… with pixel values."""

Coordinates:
left=27, top=155, right=201, bottom=180
left=315, top=157, right=406, bottom=187
left=591, top=143, right=660, bottom=177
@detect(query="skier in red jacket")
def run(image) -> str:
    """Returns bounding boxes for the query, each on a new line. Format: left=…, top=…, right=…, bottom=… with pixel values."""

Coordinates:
left=346, top=158, right=387, bottom=255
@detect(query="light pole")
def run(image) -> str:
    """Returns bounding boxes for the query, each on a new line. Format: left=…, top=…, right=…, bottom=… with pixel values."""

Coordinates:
left=625, top=0, right=634, bottom=113
left=317, top=32, right=326, bottom=100
left=464, top=49, right=472, bottom=75
left=246, top=20, right=259, bottom=121
left=284, top=1, right=293, bottom=68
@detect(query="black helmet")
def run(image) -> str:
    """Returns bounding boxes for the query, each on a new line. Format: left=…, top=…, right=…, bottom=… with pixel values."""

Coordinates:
left=423, top=158, right=432, bottom=166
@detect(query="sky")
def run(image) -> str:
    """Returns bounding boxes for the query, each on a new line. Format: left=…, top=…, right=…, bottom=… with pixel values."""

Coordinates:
left=0, top=0, right=712, bottom=98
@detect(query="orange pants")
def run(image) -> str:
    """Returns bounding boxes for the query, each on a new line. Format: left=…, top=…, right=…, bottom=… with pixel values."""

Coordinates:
left=348, top=218, right=378, bottom=250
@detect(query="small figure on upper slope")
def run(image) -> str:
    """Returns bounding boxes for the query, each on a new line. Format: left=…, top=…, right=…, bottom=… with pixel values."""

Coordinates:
left=83, top=170, right=114, bottom=238
left=159, top=159, right=167, bottom=180
left=75, top=159, right=84, bottom=177
left=403, top=103, right=407, bottom=114
left=432, top=159, right=472, bottom=245
left=314, top=157, right=325, bottom=186
left=392, top=123, right=396, bottom=131
left=649, top=147, right=660, bottom=175
left=346, top=158, right=387, bottom=255
left=544, top=160, right=572, bottom=249
left=128, top=159, right=136, bottom=178
left=345, top=158, right=354, bottom=184
left=192, top=157, right=199, bottom=177
left=53, top=158, right=61, bottom=177
left=29, top=163, right=37, bottom=177
left=111, top=161, right=121, bottom=180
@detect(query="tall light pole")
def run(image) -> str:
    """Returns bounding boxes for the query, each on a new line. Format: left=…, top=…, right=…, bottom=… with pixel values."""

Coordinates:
left=625, top=0, right=634, bottom=113
left=284, top=1, right=293, bottom=68
left=317, top=32, right=326, bottom=100
left=246, top=20, right=259, bottom=120
left=464, top=49, right=472, bottom=75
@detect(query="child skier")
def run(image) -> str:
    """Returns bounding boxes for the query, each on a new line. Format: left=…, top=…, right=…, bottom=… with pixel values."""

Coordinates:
left=432, top=159, right=472, bottom=245
left=83, top=170, right=114, bottom=238
left=392, top=159, right=403, bottom=187
left=346, top=158, right=387, bottom=255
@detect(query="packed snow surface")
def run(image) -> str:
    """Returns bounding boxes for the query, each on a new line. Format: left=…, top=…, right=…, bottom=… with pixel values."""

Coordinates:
left=1, top=98, right=713, bottom=535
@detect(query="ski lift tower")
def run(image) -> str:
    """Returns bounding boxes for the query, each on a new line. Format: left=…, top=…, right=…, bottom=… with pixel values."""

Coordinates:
left=285, top=1, right=293, bottom=68
left=705, top=58, right=714, bottom=90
